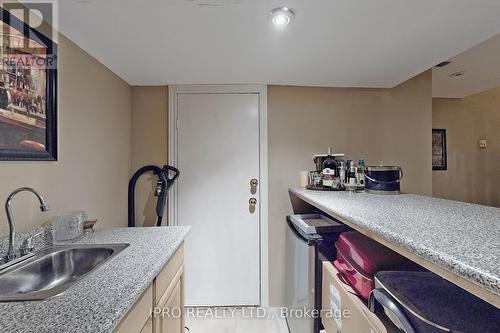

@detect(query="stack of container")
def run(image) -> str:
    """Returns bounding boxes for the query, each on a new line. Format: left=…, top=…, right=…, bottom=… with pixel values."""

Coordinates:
left=334, top=231, right=416, bottom=300
left=331, top=231, right=500, bottom=333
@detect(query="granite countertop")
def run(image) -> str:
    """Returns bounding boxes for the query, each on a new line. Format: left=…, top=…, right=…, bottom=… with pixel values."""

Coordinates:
left=0, top=226, right=190, bottom=333
left=289, top=187, right=500, bottom=299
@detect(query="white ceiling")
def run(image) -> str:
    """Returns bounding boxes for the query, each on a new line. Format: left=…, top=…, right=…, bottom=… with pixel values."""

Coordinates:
left=432, top=33, right=500, bottom=98
left=57, top=0, right=500, bottom=87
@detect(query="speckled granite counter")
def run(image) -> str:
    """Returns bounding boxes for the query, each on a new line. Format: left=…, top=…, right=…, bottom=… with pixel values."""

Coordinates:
left=289, top=187, right=500, bottom=307
left=0, top=227, right=190, bottom=333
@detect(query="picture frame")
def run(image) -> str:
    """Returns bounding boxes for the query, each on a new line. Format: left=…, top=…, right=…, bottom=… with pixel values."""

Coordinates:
left=432, top=129, right=447, bottom=170
left=0, top=7, right=57, bottom=161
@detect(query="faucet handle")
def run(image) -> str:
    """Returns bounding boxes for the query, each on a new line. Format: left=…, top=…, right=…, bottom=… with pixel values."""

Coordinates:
left=21, top=231, right=45, bottom=255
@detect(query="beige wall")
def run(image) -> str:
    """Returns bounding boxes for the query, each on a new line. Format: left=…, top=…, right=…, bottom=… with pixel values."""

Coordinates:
left=433, top=87, right=500, bottom=207
left=268, top=71, right=432, bottom=305
left=0, top=34, right=131, bottom=235
left=130, top=86, right=168, bottom=227
left=128, top=72, right=432, bottom=306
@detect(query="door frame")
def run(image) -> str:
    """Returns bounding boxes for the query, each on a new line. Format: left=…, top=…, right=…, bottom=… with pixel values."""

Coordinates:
left=167, top=85, right=269, bottom=307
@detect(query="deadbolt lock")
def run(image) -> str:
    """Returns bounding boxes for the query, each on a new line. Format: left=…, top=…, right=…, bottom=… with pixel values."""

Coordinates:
left=250, top=179, right=259, bottom=187
left=249, top=198, right=257, bottom=206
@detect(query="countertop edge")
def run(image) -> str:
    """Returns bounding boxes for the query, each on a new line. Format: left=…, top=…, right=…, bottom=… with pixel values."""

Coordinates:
left=288, top=187, right=500, bottom=307
left=0, top=226, right=191, bottom=333
left=106, top=226, right=191, bottom=331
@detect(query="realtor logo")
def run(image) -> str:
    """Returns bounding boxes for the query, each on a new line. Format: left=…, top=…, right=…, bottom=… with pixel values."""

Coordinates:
left=0, top=0, right=58, bottom=55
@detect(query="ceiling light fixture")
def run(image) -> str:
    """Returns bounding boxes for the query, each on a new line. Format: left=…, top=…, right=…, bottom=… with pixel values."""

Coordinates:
left=270, top=7, right=295, bottom=28
left=435, top=61, right=451, bottom=68
left=449, top=71, right=465, bottom=78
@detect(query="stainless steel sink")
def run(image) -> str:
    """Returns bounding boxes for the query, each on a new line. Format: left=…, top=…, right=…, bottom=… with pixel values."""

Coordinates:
left=0, top=243, right=129, bottom=301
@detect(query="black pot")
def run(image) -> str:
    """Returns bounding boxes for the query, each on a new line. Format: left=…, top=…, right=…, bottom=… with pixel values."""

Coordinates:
left=364, top=166, right=403, bottom=194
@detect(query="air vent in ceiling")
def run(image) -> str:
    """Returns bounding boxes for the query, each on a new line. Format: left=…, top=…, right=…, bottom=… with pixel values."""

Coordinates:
left=435, top=61, right=452, bottom=68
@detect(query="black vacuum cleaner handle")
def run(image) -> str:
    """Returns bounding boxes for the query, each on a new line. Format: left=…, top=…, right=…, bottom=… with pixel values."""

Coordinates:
left=163, top=165, right=180, bottom=189
left=155, top=165, right=179, bottom=227
left=154, top=171, right=168, bottom=226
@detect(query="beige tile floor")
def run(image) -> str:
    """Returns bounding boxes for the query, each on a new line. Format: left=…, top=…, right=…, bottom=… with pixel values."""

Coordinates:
left=185, top=308, right=289, bottom=333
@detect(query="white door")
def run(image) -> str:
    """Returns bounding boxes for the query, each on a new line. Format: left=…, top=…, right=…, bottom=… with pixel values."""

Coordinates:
left=176, top=92, right=261, bottom=306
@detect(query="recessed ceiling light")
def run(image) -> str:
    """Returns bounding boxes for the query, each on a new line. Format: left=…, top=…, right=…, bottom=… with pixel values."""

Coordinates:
left=449, top=71, right=465, bottom=78
left=435, top=61, right=451, bottom=68
left=270, top=7, right=294, bottom=28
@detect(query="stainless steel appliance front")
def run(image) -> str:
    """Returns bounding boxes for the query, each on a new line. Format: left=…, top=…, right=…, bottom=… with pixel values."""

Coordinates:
left=285, top=219, right=317, bottom=333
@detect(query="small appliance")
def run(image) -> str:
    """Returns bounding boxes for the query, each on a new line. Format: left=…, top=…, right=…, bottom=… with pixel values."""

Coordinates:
left=364, top=166, right=403, bottom=194
left=285, top=214, right=349, bottom=333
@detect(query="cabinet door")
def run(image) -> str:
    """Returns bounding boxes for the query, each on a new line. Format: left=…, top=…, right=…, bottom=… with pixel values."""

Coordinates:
left=155, top=273, right=184, bottom=333
left=321, top=262, right=390, bottom=333
left=140, top=319, right=153, bottom=333
left=115, top=285, right=153, bottom=333
left=155, top=246, right=184, bottom=304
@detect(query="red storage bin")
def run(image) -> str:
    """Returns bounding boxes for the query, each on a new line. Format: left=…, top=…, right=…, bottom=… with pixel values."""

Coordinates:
left=334, top=231, right=413, bottom=300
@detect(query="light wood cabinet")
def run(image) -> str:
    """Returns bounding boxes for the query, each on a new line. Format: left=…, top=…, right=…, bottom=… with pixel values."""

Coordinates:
left=115, top=285, right=153, bottom=333
left=321, top=261, right=393, bottom=333
left=154, top=246, right=184, bottom=304
left=114, top=244, right=184, bottom=333
left=140, top=319, right=153, bottom=333
left=155, top=274, right=184, bottom=333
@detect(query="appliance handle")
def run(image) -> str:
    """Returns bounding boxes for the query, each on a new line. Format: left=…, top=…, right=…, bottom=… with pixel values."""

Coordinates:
left=364, top=167, right=403, bottom=184
left=286, top=216, right=310, bottom=244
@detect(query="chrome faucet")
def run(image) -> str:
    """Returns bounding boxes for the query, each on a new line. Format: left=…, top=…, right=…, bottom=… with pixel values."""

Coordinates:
left=5, top=187, right=49, bottom=261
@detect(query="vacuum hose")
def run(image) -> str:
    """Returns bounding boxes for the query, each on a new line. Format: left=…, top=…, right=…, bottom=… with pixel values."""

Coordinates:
left=128, top=165, right=179, bottom=227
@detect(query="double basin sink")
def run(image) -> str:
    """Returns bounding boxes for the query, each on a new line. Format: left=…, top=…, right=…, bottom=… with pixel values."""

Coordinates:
left=0, top=243, right=129, bottom=301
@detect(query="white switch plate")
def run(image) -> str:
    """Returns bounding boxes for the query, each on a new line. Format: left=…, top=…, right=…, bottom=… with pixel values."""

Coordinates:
left=479, top=139, right=487, bottom=148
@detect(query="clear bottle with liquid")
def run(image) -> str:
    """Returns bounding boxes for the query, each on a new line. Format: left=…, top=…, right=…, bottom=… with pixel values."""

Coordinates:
left=357, top=159, right=366, bottom=188
left=348, top=160, right=357, bottom=187
left=339, top=161, right=347, bottom=187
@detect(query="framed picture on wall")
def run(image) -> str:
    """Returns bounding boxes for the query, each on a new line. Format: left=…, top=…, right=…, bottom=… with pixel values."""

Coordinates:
left=0, top=7, right=57, bottom=160
left=432, top=129, right=447, bottom=170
